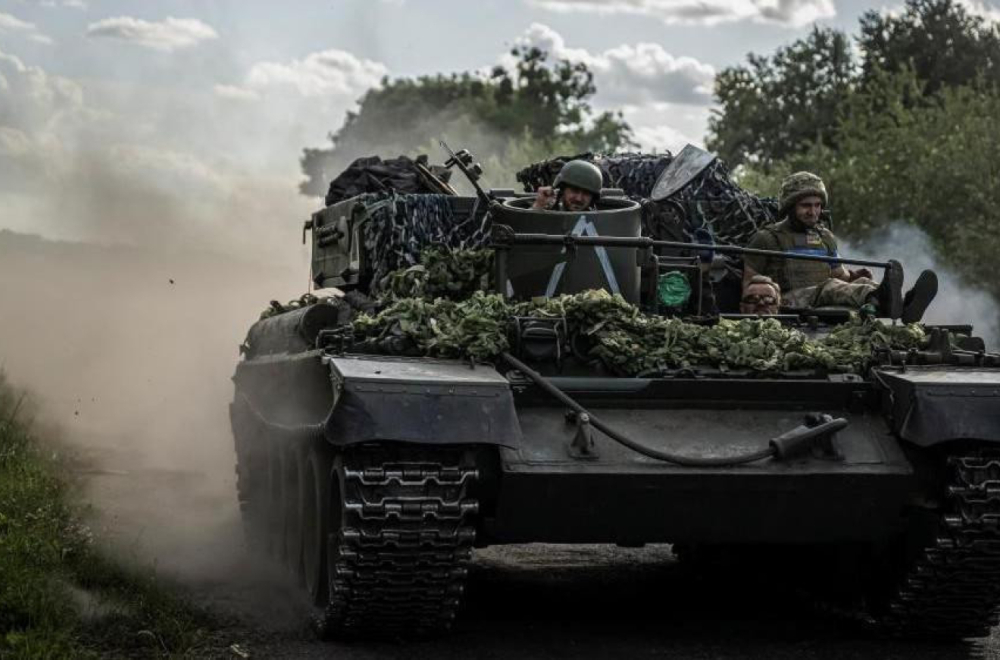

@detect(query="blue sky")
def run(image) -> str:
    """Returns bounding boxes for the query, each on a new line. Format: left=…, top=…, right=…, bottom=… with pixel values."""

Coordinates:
left=2, top=0, right=998, bottom=256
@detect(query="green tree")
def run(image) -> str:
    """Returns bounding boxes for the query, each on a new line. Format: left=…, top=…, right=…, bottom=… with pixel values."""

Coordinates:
left=706, top=27, right=856, bottom=170
left=300, top=47, right=633, bottom=196
left=741, top=68, right=1000, bottom=298
left=858, top=0, right=1000, bottom=95
left=708, top=0, right=1000, bottom=169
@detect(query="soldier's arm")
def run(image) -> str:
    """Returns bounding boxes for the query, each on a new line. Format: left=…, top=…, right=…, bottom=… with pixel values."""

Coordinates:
left=532, top=186, right=556, bottom=210
left=742, top=232, right=774, bottom=291
left=825, top=233, right=856, bottom=281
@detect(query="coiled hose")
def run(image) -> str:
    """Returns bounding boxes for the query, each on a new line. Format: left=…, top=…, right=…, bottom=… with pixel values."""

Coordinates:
left=501, top=352, right=846, bottom=467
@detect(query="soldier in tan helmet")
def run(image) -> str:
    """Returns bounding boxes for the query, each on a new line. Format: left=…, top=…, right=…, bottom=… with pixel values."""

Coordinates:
left=743, top=171, right=938, bottom=323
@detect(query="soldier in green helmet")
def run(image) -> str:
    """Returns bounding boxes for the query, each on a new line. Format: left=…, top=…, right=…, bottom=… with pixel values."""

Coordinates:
left=743, top=171, right=938, bottom=323
left=532, top=159, right=603, bottom=212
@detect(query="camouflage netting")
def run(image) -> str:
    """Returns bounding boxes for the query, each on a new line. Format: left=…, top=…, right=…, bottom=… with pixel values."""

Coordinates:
left=357, top=193, right=491, bottom=294
left=516, top=151, right=779, bottom=246
left=324, top=154, right=452, bottom=206
left=516, top=153, right=674, bottom=199
left=646, top=158, right=780, bottom=246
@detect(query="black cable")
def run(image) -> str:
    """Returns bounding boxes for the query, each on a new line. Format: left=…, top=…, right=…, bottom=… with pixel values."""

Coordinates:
left=501, top=351, right=778, bottom=467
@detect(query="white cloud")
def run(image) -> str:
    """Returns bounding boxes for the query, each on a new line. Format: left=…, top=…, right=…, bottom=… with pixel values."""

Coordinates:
left=0, top=48, right=84, bottom=134
left=0, top=47, right=88, bottom=186
left=105, top=143, right=229, bottom=196
left=0, top=47, right=320, bottom=256
left=235, top=49, right=388, bottom=99
left=37, top=0, right=88, bottom=8
left=631, top=123, right=695, bottom=152
left=0, top=12, right=35, bottom=30
left=0, top=126, right=33, bottom=156
left=623, top=100, right=711, bottom=140
left=527, top=0, right=835, bottom=27
left=0, top=11, right=54, bottom=44
left=86, top=16, right=219, bottom=51
left=213, top=84, right=260, bottom=101
left=508, top=23, right=715, bottom=106
left=957, top=0, right=1000, bottom=22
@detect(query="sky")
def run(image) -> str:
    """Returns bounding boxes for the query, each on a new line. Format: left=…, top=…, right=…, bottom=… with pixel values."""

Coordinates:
left=3, top=0, right=1000, bottom=260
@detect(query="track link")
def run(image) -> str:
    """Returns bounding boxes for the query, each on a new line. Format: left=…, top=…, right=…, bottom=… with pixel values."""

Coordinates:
left=318, top=451, right=480, bottom=638
left=877, top=453, right=1000, bottom=638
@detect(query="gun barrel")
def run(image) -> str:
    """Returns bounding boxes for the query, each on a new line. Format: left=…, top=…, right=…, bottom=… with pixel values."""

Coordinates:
left=497, top=231, right=890, bottom=269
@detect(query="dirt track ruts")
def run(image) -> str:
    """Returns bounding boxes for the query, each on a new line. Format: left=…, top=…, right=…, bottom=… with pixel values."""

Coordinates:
left=80, top=456, right=1000, bottom=660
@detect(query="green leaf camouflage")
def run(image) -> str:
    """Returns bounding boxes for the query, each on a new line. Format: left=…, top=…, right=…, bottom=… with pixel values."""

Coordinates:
left=340, top=280, right=929, bottom=375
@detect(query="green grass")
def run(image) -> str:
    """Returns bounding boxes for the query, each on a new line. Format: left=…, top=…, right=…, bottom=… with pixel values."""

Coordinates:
left=0, top=371, right=219, bottom=659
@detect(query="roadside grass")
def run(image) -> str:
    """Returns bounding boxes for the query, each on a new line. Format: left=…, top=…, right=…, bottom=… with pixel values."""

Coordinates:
left=0, top=370, right=219, bottom=658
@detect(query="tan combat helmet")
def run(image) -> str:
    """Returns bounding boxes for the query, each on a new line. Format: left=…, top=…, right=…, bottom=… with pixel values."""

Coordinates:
left=779, top=171, right=828, bottom=217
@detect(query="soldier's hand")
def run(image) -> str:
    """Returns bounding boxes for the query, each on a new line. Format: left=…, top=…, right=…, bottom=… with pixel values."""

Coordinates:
left=850, top=268, right=873, bottom=281
left=532, top=186, right=556, bottom=209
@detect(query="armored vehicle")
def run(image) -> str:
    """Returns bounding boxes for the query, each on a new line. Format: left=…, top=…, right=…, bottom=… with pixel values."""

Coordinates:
left=230, top=147, right=1000, bottom=640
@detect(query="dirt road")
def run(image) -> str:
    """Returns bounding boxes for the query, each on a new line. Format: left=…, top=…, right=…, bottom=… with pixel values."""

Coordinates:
left=80, top=457, right=1000, bottom=660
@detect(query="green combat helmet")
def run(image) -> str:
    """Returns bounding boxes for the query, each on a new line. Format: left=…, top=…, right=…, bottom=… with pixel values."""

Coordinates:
left=554, top=160, right=604, bottom=200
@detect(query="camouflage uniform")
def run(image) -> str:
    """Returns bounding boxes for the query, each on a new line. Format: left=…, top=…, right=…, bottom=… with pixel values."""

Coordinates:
left=744, top=172, right=878, bottom=309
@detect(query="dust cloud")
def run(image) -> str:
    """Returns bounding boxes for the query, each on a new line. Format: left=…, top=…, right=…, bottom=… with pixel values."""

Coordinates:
left=841, top=223, right=1000, bottom=348
left=0, top=224, right=307, bottom=606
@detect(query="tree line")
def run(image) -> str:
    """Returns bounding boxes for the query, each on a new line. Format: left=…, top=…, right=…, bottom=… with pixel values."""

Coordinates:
left=301, top=0, right=999, bottom=303
left=299, top=46, right=634, bottom=196
left=710, top=0, right=1000, bottom=300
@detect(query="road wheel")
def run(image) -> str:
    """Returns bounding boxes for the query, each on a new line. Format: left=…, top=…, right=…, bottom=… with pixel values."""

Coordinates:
left=266, top=440, right=286, bottom=560
left=301, top=441, right=334, bottom=606
left=284, top=443, right=305, bottom=583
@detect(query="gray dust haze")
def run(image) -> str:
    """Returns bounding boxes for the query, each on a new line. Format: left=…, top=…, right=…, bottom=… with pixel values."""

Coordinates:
left=843, top=223, right=1000, bottom=347
left=0, top=227, right=306, bottom=610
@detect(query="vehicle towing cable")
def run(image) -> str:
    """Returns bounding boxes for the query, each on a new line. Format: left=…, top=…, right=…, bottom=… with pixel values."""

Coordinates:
left=501, top=352, right=848, bottom=467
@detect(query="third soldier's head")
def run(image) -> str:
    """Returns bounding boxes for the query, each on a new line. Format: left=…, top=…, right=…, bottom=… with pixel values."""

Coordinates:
left=780, top=171, right=827, bottom=228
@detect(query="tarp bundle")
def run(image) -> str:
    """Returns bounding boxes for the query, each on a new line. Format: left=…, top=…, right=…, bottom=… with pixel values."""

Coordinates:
left=325, top=155, right=452, bottom=206
left=646, top=158, right=780, bottom=247
left=515, top=153, right=674, bottom=199
left=358, top=193, right=491, bottom=294
left=597, top=153, right=675, bottom=199
left=515, top=150, right=778, bottom=247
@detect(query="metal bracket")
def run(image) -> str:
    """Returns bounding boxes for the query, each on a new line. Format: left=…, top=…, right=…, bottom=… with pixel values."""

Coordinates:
left=769, top=413, right=848, bottom=461
left=567, top=411, right=599, bottom=459
left=805, top=413, right=845, bottom=461
left=511, top=316, right=567, bottom=366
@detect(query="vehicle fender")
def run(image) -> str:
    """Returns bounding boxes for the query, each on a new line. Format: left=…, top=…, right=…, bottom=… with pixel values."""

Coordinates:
left=325, top=355, right=521, bottom=448
left=876, top=368, right=1000, bottom=446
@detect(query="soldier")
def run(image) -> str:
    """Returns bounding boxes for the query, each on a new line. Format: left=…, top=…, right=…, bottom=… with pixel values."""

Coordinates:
left=740, top=275, right=781, bottom=315
left=532, top=160, right=603, bottom=212
left=743, top=172, right=938, bottom=323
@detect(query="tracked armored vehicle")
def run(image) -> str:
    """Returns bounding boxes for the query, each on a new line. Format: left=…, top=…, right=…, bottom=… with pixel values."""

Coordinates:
left=230, top=147, right=1000, bottom=640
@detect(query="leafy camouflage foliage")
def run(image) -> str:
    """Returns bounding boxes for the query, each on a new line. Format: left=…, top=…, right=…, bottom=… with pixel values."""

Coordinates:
left=345, top=286, right=928, bottom=375
left=351, top=292, right=511, bottom=360
left=384, top=247, right=494, bottom=301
